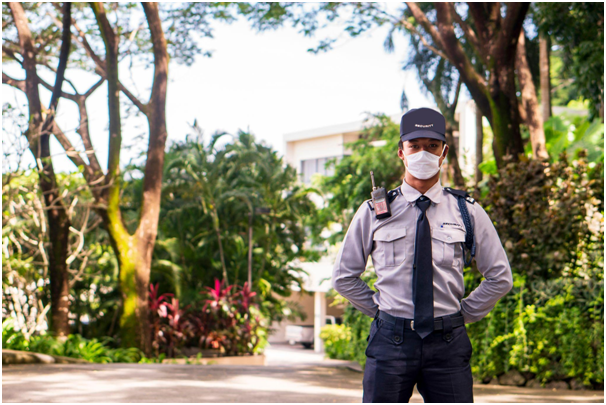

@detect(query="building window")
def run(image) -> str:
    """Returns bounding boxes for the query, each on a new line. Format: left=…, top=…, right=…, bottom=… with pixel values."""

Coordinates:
left=300, top=156, right=341, bottom=184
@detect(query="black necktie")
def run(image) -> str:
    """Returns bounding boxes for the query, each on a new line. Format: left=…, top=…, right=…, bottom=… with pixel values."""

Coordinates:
left=413, top=195, right=434, bottom=339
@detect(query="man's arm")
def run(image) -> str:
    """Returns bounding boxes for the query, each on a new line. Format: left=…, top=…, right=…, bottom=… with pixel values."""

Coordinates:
left=460, top=202, right=514, bottom=324
left=332, top=201, right=379, bottom=317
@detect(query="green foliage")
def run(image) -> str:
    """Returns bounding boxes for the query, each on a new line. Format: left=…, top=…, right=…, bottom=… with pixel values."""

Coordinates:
left=2, top=318, right=144, bottom=363
left=322, top=271, right=377, bottom=368
left=544, top=114, right=604, bottom=164
left=533, top=2, right=604, bottom=118
left=319, top=324, right=353, bottom=360
left=2, top=169, right=121, bottom=341
left=467, top=276, right=604, bottom=388
left=155, top=127, right=319, bottom=324
left=482, top=151, right=603, bottom=281
left=466, top=151, right=604, bottom=387
left=478, top=159, right=498, bottom=176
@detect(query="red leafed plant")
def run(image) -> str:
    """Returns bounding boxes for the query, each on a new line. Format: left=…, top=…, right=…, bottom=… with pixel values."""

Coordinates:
left=149, top=280, right=267, bottom=358
left=196, top=279, right=266, bottom=356
left=202, top=279, right=235, bottom=312
left=149, top=283, right=193, bottom=358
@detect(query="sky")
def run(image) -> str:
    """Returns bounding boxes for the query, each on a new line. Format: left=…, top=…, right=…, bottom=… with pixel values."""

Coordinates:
left=2, top=7, right=437, bottom=174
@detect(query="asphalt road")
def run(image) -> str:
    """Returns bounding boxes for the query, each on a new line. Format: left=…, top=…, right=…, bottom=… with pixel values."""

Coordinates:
left=2, top=344, right=603, bottom=403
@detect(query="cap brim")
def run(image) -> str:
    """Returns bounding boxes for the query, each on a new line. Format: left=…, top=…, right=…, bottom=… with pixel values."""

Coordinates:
left=400, top=130, right=446, bottom=143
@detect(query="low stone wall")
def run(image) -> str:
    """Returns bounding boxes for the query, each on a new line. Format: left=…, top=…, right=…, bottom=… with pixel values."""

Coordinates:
left=162, top=354, right=266, bottom=366
left=473, top=370, right=602, bottom=391
left=2, top=349, right=90, bottom=365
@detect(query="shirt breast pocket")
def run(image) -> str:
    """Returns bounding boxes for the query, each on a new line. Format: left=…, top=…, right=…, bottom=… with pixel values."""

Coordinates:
left=372, top=227, right=407, bottom=267
left=431, top=227, right=466, bottom=267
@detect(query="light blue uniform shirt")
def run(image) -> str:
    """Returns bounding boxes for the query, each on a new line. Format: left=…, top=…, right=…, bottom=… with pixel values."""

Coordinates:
left=332, top=178, right=513, bottom=324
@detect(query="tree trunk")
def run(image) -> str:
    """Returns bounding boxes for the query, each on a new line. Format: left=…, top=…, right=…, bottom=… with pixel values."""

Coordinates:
left=8, top=2, right=72, bottom=338
left=475, top=104, right=483, bottom=185
left=91, top=2, right=169, bottom=356
left=516, top=31, right=549, bottom=160
left=420, top=62, right=466, bottom=189
left=414, top=2, right=529, bottom=169
left=486, top=61, right=525, bottom=167
left=444, top=123, right=465, bottom=188
left=539, top=32, right=552, bottom=123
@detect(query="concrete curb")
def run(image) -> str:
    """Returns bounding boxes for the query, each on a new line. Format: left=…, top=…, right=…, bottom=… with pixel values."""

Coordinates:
left=2, top=349, right=90, bottom=365
left=162, top=354, right=266, bottom=366
left=346, top=363, right=364, bottom=373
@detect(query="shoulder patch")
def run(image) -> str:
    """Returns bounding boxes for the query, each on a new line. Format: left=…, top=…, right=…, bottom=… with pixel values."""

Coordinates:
left=443, top=186, right=475, bottom=204
left=387, top=187, right=402, bottom=203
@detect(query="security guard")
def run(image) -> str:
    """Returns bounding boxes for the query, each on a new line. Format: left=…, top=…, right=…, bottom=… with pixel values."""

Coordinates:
left=332, top=107, right=513, bottom=403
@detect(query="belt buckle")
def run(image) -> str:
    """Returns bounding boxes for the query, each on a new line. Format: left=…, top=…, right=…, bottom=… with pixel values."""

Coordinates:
left=410, top=320, right=415, bottom=330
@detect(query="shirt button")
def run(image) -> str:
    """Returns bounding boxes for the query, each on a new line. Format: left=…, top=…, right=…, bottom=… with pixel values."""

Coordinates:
left=447, top=236, right=452, bottom=240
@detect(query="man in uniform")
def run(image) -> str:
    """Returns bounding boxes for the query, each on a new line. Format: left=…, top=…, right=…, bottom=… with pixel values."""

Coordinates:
left=332, top=107, right=513, bottom=403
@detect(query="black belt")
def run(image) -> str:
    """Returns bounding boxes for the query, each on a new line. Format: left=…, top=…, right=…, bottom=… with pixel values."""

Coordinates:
left=377, top=310, right=465, bottom=331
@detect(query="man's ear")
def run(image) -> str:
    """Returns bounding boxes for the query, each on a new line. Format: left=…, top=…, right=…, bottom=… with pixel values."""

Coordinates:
left=439, top=144, right=449, bottom=165
left=397, top=148, right=405, bottom=161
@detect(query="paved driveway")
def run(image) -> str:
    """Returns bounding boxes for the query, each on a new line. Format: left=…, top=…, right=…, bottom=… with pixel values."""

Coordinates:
left=2, top=343, right=603, bottom=403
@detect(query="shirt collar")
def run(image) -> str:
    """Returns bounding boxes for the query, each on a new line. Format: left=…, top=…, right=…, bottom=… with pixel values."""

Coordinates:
left=400, top=178, right=443, bottom=205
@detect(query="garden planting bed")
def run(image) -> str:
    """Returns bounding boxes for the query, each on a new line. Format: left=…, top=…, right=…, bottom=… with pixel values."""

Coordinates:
left=2, top=349, right=90, bottom=365
left=161, top=353, right=266, bottom=366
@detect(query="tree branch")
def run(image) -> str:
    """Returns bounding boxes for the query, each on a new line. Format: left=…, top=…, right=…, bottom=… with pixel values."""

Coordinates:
left=449, top=3, right=487, bottom=65
left=396, top=17, right=448, bottom=60
left=38, top=75, right=79, bottom=101
left=434, top=2, right=491, bottom=120
left=495, top=2, right=529, bottom=64
left=119, top=82, right=149, bottom=115
left=42, top=2, right=71, bottom=135
left=2, top=72, right=26, bottom=92
left=51, top=2, right=105, bottom=71
left=2, top=43, right=24, bottom=65
left=451, top=76, right=462, bottom=113
left=50, top=121, right=91, bottom=174
left=49, top=2, right=149, bottom=115
left=39, top=60, right=79, bottom=94
left=84, top=77, right=105, bottom=98
left=405, top=3, right=447, bottom=51
left=467, top=3, right=490, bottom=46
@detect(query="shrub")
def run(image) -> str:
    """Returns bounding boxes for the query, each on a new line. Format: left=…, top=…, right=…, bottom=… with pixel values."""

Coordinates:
left=466, top=151, right=604, bottom=388
left=2, top=318, right=144, bottom=363
left=149, top=280, right=268, bottom=358
left=322, top=271, right=376, bottom=368
left=481, top=150, right=603, bottom=281
left=320, top=324, right=353, bottom=360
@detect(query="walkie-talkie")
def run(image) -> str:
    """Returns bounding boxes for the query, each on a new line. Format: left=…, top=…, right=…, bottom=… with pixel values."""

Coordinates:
left=370, top=171, right=391, bottom=219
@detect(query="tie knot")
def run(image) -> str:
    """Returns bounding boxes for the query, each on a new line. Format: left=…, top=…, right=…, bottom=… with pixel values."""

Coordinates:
left=416, top=195, right=431, bottom=212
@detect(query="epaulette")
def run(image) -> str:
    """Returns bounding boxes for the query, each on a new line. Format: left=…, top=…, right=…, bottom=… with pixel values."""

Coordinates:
left=366, top=187, right=402, bottom=211
left=443, top=186, right=475, bottom=204
left=443, top=187, right=476, bottom=266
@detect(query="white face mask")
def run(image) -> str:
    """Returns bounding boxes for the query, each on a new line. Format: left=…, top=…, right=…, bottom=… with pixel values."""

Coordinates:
left=404, top=144, right=447, bottom=180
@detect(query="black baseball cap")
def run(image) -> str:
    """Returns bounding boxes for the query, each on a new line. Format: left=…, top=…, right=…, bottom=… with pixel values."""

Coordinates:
left=400, top=108, right=446, bottom=143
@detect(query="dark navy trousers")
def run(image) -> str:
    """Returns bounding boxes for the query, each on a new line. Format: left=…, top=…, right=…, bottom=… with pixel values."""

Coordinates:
left=363, top=312, right=474, bottom=403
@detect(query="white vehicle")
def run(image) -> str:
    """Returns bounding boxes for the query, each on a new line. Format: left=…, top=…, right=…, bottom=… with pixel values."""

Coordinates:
left=285, top=316, right=337, bottom=349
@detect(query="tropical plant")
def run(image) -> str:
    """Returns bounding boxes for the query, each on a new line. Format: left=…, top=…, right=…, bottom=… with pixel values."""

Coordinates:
left=2, top=318, right=144, bottom=363
left=154, top=127, right=318, bottom=324
left=149, top=280, right=268, bottom=358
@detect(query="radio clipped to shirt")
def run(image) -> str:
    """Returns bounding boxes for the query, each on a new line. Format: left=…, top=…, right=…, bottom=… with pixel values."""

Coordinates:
left=370, top=171, right=391, bottom=219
